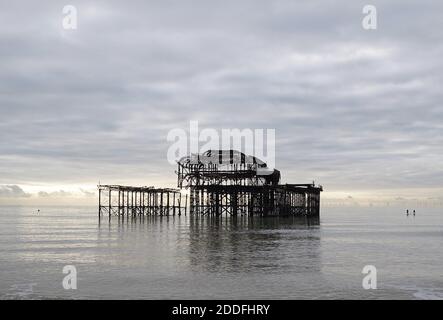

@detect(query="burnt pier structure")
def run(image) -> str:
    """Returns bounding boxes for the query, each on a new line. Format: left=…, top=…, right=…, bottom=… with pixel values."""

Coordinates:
left=98, top=150, right=322, bottom=217
left=177, top=150, right=322, bottom=217
left=98, top=185, right=186, bottom=217
left=187, top=184, right=321, bottom=216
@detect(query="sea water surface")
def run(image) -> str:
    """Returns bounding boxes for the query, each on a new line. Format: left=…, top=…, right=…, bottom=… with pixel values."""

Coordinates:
left=0, top=206, right=442, bottom=300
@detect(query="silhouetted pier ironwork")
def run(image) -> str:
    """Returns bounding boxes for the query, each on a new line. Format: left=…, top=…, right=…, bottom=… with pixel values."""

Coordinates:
left=98, top=150, right=323, bottom=218
left=178, top=150, right=322, bottom=217
left=187, top=184, right=321, bottom=216
left=98, top=185, right=186, bottom=217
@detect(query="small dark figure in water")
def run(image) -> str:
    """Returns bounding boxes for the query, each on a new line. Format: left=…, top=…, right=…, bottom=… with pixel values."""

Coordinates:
left=37, top=209, right=40, bottom=214
left=406, top=209, right=409, bottom=216
left=413, top=210, right=416, bottom=216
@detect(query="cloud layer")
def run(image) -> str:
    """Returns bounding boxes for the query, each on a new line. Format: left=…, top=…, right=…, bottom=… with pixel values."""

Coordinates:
left=1, top=1, right=442, bottom=202
left=0, top=185, right=31, bottom=198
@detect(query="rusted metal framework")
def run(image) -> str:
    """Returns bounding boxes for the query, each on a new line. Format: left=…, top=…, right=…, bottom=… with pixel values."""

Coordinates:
left=177, top=150, right=322, bottom=217
left=98, top=185, right=186, bottom=217
left=187, top=184, right=321, bottom=216
left=98, top=150, right=323, bottom=218
left=177, top=150, right=281, bottom=188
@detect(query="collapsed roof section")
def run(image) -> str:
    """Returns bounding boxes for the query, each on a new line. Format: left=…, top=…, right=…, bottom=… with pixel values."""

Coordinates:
left=178, top=150, right=267, bottom=167
left=177, top=150, right=281, bottom=188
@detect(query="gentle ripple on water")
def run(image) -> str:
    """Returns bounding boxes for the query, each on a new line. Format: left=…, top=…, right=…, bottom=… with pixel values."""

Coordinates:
left=0, top=206, right=442, bottom=299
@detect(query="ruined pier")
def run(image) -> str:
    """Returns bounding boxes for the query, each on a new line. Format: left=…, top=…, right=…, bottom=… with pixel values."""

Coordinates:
left=187, top=184, right=321, bottom=216
left=98, top=150, right=322, bottom=217
left=178, top=150, right=322, bottom=217
left=98, top=185, right=186, bottom=217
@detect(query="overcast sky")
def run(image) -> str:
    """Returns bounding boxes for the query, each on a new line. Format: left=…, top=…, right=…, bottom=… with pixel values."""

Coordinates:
left=1, top=1, right=442, bottom=205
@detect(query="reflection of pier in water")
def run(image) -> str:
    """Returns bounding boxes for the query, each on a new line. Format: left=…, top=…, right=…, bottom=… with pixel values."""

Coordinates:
left=97, top=215, right=321, bottom=274
left=186, top=216, right=321, bottom=273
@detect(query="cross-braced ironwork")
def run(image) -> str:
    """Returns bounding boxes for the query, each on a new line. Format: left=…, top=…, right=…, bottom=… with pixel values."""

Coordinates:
left=177, top=150, right=322, bottom=217
left=98, top=150, right=322, bottom=218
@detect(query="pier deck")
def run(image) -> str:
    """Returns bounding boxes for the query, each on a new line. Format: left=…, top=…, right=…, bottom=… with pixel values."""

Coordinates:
left=98, top=185, right=186, bottom=217
left=98, top=150, right=323, bottom=217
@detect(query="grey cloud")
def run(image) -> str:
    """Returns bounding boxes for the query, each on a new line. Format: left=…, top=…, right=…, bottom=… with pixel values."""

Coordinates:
left=0, top=0, right=442, bottom=193
left=38, top=190, right=72, bottom=198
left=0, top=185, right=31, bottom=198
left=80, top=188, right=96, bottom=197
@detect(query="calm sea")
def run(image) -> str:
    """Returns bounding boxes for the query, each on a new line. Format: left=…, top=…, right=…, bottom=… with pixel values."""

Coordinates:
left=0, top=206, right=442, bottom=300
